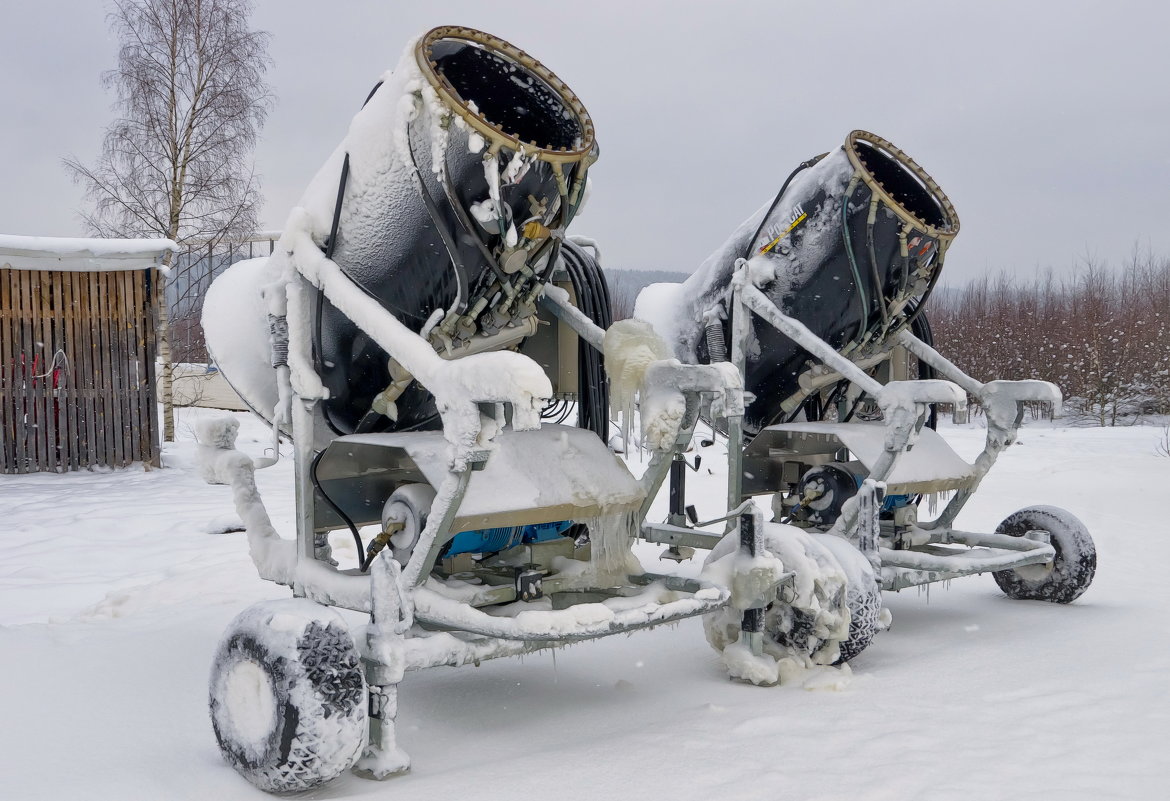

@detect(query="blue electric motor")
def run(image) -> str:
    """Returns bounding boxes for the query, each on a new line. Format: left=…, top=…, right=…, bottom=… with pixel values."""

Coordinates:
left=443, top=520, right=575, bottom=558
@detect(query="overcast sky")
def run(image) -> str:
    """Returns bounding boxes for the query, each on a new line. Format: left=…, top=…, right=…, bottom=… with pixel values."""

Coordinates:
left=2, top=0, right=1167, bottom=284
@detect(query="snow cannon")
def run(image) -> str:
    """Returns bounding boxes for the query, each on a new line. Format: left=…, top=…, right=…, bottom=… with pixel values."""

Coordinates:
left=204, top=25, right=599, bottom=441
left=636, top=130, right=959, bottom=435
left=197, top=33, right=1098, bottom=792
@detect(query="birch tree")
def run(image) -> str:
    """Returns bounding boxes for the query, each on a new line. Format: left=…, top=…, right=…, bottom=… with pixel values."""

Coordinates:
left=65, top=0, right=272, bottom=441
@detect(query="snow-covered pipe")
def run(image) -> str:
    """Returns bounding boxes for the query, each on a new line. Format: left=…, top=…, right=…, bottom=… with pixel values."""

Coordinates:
left=636, top=131, right=959, bottom=434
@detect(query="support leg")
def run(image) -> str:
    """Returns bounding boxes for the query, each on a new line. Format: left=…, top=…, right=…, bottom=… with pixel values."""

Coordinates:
left=354, top=682, right=410, bottom=780
left=353, top=553, right=412, bottom=780
left=738, top=507, right=765, bottom=657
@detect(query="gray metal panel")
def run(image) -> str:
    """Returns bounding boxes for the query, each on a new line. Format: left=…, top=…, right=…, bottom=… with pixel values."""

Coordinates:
left=743, top=422, right=975, bottom=496
left=315, top=425, right=645, bottom=534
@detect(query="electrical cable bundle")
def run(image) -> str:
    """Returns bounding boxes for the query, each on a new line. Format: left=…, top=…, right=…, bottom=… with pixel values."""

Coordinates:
left=559, top=240, right=612, bottom=441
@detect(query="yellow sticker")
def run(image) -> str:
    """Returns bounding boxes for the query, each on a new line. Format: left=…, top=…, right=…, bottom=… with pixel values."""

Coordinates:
left=758, top=210, right=807, bottom=255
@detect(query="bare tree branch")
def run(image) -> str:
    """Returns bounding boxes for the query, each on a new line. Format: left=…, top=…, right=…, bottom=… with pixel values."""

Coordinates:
left=64, top=0, right=272, bottom=441
left=66, top=0, right=271, bottom=246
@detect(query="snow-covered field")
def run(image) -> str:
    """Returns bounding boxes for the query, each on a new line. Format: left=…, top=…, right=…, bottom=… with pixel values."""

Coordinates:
left=2, top=409, right=1166, bottom=800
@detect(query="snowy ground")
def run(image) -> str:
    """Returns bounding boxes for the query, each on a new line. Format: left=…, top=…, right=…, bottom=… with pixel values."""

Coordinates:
left=2, top=408, right=1167, bottom=800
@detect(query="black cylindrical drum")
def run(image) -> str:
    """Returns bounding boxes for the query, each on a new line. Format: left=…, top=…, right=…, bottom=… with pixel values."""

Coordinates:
left=637, top=130, right=958, bottom=434
left=316, top=26, right=597, bottom=434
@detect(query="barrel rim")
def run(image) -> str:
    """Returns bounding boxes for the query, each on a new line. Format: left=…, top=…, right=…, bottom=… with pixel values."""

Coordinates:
left=416, top=25, right=597, bottom=166
left=845, top=130, right=960, bottom=241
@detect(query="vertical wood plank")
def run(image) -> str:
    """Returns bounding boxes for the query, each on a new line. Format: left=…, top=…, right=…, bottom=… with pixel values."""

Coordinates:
left=26, top=270, right=43, bottom=471
left=11, top=270, right=25, bottom=467
left=79, top=270, right=94, bottom=468
left=130, top=269, right=149, bottom=464
left=39, top=271, right=58, bottom=471
left=59, top=270, right=79, bottom=471
left=143, top=269, right=160, bottom=468
left=20, top=269, right=38, bottom=472
left=121, top=270, right=139, bottom=463
left=79, top=270, right=98, bottom=468
left=108, top=272, right=125, bottom=468
left=87, top=271, right=107, bottom=468
left=123, top=270, right=138, bottom=463
left=0, top=269, right=15, bottom=473
left=15, top=269, right=31, bottom=471
left=72, top=272, right=90, bottom=467
left=51, top=271, right=67, bottom=470
left=98, top=272, right=117, bottom=467
left=118, top=270, right=134, bottom=466
left=108, top=272, right=126, bottom=467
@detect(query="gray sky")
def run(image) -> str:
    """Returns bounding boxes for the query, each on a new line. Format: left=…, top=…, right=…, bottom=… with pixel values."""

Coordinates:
left=2, top=0, right=1167, bottom=285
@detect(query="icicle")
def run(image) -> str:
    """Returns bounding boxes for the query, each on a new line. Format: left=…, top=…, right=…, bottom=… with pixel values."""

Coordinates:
left=585, top=509, right=640, bottom=586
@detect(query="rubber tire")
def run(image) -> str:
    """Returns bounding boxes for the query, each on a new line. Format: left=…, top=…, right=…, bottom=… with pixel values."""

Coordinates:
left=838, top=580, right=881, bottom=663
left=209, top=599, right=367, bottom=793
left=702, top=523, right=851, bottom=667
left=807, top=531, right=881, bottom=664
left=992, top=505, right=1096, bottom=603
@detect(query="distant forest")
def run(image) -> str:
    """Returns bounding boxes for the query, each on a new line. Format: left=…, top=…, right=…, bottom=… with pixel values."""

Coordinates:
left=602, top=251, right=1170, bottom=426
left=928, top=251, right=1169, bottom=425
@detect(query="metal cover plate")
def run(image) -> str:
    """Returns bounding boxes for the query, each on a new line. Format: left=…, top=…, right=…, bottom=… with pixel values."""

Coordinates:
left=327, top=425, right=645, bottom=531
left=744, top=422, right=975, bottom=495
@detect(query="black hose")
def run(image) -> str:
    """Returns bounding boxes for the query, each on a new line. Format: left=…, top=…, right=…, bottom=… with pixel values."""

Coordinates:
left=440, top=147, right=512, bottom=289
left=910, top=304, right=938, bottom=430
left=322, top=77, right=382, bottom=258
left=560, top=240, right=611, bottom=441
left=404, top=122, right=469, bottom=315
left=310, top=449, right=373, bottom=572
left=744, top=152, right=829, bottom=259
left=866, top=212, right=889, bottom=327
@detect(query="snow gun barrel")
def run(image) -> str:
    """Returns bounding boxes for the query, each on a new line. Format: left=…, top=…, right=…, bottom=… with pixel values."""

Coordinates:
left=639, top=130, right=959, bottom=435
left=314, top=26, right=597, bottom=435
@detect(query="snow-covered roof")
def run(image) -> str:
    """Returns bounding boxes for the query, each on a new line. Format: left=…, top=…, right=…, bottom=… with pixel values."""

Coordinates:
left=0, top=234, right=177, bottom=272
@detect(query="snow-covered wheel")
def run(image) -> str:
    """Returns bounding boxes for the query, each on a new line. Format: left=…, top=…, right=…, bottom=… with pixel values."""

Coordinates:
left=807, top=532, right=882, bottom=664
left=701, top=523, right=852, bottom=670
left=992, top=505, right=1096, bottom=604
left=209, top=599, right=367, bottom=793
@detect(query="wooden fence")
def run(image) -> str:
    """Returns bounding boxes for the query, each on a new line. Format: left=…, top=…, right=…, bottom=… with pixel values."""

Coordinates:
left=0, top=266, right=160, bottom=473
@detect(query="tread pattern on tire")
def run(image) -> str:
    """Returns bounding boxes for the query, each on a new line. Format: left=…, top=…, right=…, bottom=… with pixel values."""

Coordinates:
left=210, top=599, right=367, bottom=793
left=837, top=580, right=881, bottom=663
left=806, top=530, right=881, bottom=664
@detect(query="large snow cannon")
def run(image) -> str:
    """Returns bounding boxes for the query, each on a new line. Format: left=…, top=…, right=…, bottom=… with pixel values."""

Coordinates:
left=205, top=25, right=597, bottom=439
left=318, top=26, right=597, bottom=436
left=636, top=130, right=959, bottom=434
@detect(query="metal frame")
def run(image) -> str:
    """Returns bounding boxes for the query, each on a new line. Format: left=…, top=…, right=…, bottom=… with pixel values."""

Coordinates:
left=723, top=259, right=1062, bottom=593
left=217, top=247, right=1068, bottom=782
left=236, top=267, right=788, bottom=779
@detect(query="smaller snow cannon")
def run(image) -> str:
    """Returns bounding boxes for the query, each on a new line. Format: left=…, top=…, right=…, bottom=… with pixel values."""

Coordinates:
left=638, top=131, right=959, bottom=436
left=635, top=131, right=1096, bottom=671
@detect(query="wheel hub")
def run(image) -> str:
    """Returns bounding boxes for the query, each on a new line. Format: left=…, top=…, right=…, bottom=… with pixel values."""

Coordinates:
left=220, top=658, right=277, bottom=748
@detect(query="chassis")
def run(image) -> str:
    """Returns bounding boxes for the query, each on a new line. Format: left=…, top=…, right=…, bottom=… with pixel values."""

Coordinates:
left=204, top=259, right=1094, bottom=792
